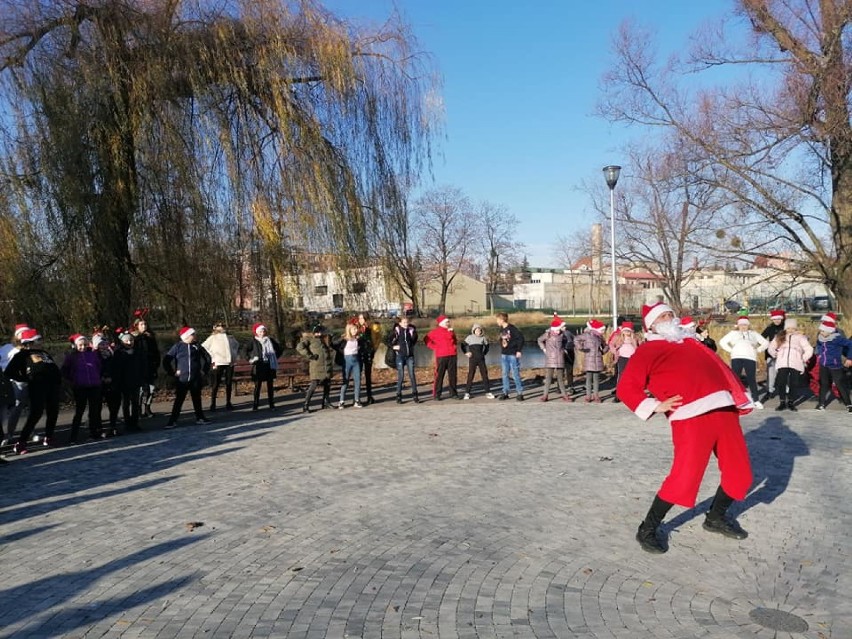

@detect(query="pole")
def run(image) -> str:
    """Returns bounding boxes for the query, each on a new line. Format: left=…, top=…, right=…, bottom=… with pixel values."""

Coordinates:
left=610, top=187, right=618, bottom=330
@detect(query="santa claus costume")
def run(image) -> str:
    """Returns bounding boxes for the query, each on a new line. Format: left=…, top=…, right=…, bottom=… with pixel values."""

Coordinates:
left=616, top=302, right=754, bottom=554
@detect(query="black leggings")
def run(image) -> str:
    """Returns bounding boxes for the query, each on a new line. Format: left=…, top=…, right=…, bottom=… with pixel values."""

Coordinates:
left=465, top=358, right=490, bottom=394
left=775, top=368, right=801, bottom=403
left=210, top=365, right=234, bottom=405
left=17, top=382, right=60, bottom=445
left=70, top=386, right=103, bottom=440
left=818, top=366, right=851, bottom=406
left=253, top=378, right=275, bottom=408
left=731, top=358, right=759, bottom=400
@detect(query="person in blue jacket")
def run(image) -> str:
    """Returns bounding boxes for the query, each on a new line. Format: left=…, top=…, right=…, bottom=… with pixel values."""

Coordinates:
left=162, top=326, right=212, bottom=428
left=813, top=313, right=852, bottom=411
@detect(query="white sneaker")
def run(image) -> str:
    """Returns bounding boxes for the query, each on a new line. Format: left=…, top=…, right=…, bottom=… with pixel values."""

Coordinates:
left=463, top=393, right=471, bottom=400
left=485, top=392, right=495, bottom=399
left=753, top=401, right=764, bottom=409
left=353, top=401, right=363, bottom=408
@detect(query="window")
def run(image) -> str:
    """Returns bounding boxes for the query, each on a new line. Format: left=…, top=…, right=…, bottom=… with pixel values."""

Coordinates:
left=314, top=285, right=328, bottom=295
left=350, top=282, right=367, bottom=294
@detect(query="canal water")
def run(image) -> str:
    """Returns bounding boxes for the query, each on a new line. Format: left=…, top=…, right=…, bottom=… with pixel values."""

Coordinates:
left=374, top=342, right=549, bottom=370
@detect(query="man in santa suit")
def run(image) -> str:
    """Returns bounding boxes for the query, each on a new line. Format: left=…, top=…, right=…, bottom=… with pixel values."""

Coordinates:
left=616, top=302, right=754, bottom=554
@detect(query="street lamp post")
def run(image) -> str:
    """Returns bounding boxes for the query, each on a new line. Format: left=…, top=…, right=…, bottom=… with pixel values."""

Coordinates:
left=603, top=165, right=621, bottom=332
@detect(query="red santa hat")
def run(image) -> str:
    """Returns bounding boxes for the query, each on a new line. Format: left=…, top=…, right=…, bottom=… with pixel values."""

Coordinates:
left=736, top=315, right=750, bottom=326
left=586, top=319, right=606, bottom=333
left=550, top=315, right=565, bottom=331
left=680, top=316, right=696, bottom=330
left=437, top=315, right=449, bottom=327
left=179, top=326, right=196, bottom=342
left=769, top=309, right=786, bottom=321
left=68, top=333, right=87, bottom=345
left=641, top=302, right=674, bottom=330
left=819, top=313, right=837, bottom=333
left=14, top=323, right=30, bottom=339
left=252, top=322, right=266, bottom=336
left=19, top=328, right=41, bottom=343
left=620, top=321, right=635, bottom=332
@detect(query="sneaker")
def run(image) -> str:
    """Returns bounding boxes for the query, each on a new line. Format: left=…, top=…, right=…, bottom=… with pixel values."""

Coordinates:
left=516, top=394, right=525, bottom=402
left=847, top=405, right=852, bottom=413
left=562, top=395, right=574, bottom=403
left=13, top=443, right=28, bottom=455
left=787, top=403, right=798, bottom=412
left=463, top=393, right=471, bottom=400
left=164, top=422, right=177, bottom=430
left=337, top=402, right=345, bottom=410
left=775, top=402, right=786, bottom=411
left=539, top=395, right=548, bottom=402
left=195, top=418, right=212, bottom=425
left=816, top=404, right=826, bottom=411
left=753, top=401, right=764, bottom=410
left=485, top=392, right=495, bottom=399
left=702, top=516, right=748, bottom=540
left=497, top=394, right=509, bottom=401
left=42, top=437, right=53, bottom=448
left=353, top=401, right=363, bottom=408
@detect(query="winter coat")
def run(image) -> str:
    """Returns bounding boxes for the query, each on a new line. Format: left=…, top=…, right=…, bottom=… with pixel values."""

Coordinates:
left=814, top=332, right=852, bottom=369
left=609, top=331, right=641, bottom=359
left=6, top=347, right=62, bottom=386
left=132, top=330, right=161, bottom=383
left=0, top=343, right=19, bottom=372
left=461, top=326, right=489, bottom=362
left=296, top=335, right=334, bottom=380
left=424, top=326, right=458, bottom=358
left=498, top=323, right=525, bottom=355
left=574, top=330, right=606, bottom=372
left=537, top=330, right=566, bottom=369
left=201, top=332, right=240, bottom=366
left=113, top=346, right=147, bottom=391
left=388, top=324, right=418, bottom=360
left=761, top=321, right=786, bottom=360
left=768, top=333, right=814, bottom=374
left=248, top=337, right=283, bottom=381
left=163, top=341, right=212, bottom=383
left=61, top=349, right=102, bottom=388
left=719, top=329, right=769, bottom=361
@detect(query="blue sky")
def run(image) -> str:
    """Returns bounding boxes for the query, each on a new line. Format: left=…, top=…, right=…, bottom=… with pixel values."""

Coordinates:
left=327, top=1, right=737, bottom=266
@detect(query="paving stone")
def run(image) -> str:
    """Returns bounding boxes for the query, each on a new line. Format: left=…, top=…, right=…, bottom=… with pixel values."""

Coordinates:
left=0, top=390, right=849, bottom=637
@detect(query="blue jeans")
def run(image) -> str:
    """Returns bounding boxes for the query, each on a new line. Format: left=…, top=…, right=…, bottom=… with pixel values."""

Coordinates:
left=396, top=355, right=417, bottom=395
left=501, top=354, right=523, bottom=396
left=339, top=355, right=362, bottom=404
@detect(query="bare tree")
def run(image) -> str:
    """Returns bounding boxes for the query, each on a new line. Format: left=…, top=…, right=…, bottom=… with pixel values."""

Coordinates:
left=414, top=186, right=473, bottom=314
left=599, top=0, right=852, bottom=319
left=590, top=144, right=726, bottom=311
left=552, top=230, right=597, bottom=315
left=0, top=0, right=437, bottom=328
left=472, top=201, right=523, bottom=314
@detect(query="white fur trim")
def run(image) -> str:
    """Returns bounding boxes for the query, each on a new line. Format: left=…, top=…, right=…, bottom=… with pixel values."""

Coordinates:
left=634, top=397, right=660, bottom=421
left=643, top=304, right=674, bottom=330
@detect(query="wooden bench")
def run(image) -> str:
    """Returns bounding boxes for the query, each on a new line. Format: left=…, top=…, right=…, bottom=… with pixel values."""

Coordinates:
left=232, top=356, right=310, bottom=392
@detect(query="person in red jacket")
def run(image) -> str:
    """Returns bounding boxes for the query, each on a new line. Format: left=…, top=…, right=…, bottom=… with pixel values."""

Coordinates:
left=616, top=301, right=754, bottom=554
left=424, top=315, right=460, bottom=400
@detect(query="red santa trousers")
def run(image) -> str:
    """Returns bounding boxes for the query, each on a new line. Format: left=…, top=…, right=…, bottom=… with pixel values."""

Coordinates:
left=658, top=407, right=753, bottom=508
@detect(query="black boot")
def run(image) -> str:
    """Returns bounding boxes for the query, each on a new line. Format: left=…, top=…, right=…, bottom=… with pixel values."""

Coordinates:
left=636, top=495, right=673, bottom=554
left=787, top=400, right=798, bottom=412
left=396, top=394, right=403, bottom=404
left=302, top=402, right=311, bottom=413
left=703, top=487, right=748, bottom=539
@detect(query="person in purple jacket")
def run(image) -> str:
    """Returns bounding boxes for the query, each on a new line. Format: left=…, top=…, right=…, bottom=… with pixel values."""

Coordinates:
left=61, top=334, right=103, bottom=443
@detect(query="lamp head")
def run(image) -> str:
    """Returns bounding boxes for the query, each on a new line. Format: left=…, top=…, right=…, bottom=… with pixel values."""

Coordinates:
left=603, top=165, right=621, bottom=190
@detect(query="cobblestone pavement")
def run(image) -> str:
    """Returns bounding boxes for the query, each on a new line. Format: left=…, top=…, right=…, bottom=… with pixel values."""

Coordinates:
left=1, top=384, right=850, bottom=638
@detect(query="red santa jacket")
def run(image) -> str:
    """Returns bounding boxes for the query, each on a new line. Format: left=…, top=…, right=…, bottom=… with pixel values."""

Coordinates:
left=424, top=326, right=458, bottom=358
left=616, top=336, right=752, bottom=421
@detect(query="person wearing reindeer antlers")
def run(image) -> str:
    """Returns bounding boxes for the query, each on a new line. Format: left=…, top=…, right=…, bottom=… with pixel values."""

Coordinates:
left=616, top=301, right=754, bottom=554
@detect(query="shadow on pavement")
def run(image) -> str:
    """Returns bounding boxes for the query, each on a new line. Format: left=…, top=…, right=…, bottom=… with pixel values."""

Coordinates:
left=663, top=416, right=809, bottom=532
left=0, top=536, right=204, bottom=633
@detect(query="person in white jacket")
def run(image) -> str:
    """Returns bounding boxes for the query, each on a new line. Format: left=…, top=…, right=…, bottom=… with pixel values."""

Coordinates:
left=766, top=318, right=813, bottom=411
left=201, top=321, right=240, bottom=411
left=719, top=315, right=769, bottom=409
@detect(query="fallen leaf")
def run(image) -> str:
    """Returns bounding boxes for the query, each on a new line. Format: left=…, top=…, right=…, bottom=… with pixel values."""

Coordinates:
left=185, top=521, right=204, bottom=532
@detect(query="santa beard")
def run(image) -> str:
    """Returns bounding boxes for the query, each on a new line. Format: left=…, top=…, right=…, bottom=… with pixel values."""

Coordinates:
left=653, top=319, right=685, bottom=342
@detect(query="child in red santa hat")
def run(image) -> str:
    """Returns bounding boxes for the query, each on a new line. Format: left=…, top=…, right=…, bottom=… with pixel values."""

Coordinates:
left=574, top=319, right=607, bottom=402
